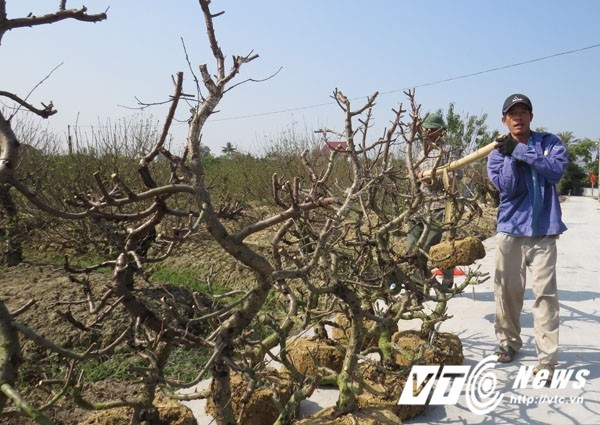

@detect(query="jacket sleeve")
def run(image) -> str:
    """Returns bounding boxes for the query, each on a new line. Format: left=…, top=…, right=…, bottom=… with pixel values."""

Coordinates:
left=486, top=149, right=519, bottom=195
left=511, top=135, right=568, bottom=184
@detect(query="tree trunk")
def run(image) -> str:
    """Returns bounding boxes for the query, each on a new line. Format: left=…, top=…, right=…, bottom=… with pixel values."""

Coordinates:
left=0, top=113, right=23, bottom=266
left=0, top=301, right=20, bottom=411
left=333, top=283, right=364, bottom=414
left=0, top=184, right=23, bottom=266
left=210, top=354, right=236, bottom=425
left=336, top=313, right=362, bottom=414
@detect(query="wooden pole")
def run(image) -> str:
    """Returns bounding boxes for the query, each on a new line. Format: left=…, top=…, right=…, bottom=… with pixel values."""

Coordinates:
left=422, top=141, right=497, bottom=178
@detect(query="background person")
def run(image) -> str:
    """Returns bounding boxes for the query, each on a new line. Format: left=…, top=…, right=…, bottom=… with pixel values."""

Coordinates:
left=486, top=94, right=568, bottom=378
left=406, top=113, right=459, bottom=290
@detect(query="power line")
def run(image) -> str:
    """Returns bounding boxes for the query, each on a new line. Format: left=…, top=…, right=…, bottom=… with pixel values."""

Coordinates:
left=210, top=42, right=600, bottom=123
left=384, top=42, right=600, bottom=93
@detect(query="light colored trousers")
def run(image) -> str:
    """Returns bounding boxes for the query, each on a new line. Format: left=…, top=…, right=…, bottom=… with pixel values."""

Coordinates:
left=494, top=233, right=559, bottom=365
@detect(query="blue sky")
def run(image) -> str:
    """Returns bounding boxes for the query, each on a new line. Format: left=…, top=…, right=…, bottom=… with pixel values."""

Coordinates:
left=2, top=1, right=600, bottom=155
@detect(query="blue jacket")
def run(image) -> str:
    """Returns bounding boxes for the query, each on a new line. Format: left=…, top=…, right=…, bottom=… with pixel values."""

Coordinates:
left=486, top=131, right=568, bottom=237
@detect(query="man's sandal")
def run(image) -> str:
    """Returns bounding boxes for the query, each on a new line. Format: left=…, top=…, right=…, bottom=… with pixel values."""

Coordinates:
left=533, top=363, right=555, bottom=378
left=494, top=345, right=515, bottom=363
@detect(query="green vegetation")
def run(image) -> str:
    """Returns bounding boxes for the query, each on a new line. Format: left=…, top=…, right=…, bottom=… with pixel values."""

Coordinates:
left=150, top=265, right=213, bottom=293
left=556, top=131, right=599, bottom=195
left=163, top=347, right=211, bottom=383
left=80, top=352, right=144, bottom=382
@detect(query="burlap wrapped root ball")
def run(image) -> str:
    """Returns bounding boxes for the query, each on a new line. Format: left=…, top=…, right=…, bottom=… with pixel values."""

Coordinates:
left=392, top=330, right=464, bottom=420
left=330, top=313, right=383, bottom=350
left=295, top=405, right=401, bottom=425
left=429, top=236, right=485, bottom=270
left=392, top=330, right=464, bottom=367
left=355, top=362, right=427, bottom=421
left=81, top=392, right=197, bottom=425
left=205, top=368, right=293, bottom=425
left=281, top=336, right=345, bottom=378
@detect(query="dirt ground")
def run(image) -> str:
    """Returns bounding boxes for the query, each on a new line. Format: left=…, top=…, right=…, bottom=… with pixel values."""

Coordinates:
left=0, top=207, right=498, bottom=424
left=0, top=258, right=202, bottom=425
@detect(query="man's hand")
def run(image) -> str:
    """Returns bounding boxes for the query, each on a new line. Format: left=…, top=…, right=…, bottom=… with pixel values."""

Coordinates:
left=416, top=170, right=433, bottom=184
left=496, top=135, right=518, bottom=156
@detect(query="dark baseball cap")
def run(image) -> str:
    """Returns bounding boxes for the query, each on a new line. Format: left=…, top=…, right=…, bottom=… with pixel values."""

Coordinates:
left=502, top=94, right=533, bottom=115
left=422, top=113, right=446, bottom=129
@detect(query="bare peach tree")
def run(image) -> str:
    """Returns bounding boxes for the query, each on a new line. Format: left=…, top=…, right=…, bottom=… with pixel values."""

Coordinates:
left=0, top=1, right=487, bottom=424
left=1, top=1, right=337, bottom=423
left=0, top=2, right=108, bottom=266
left=260, top=88, right=488, bottom=418
left=0, top=3, right=107, bottom=422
